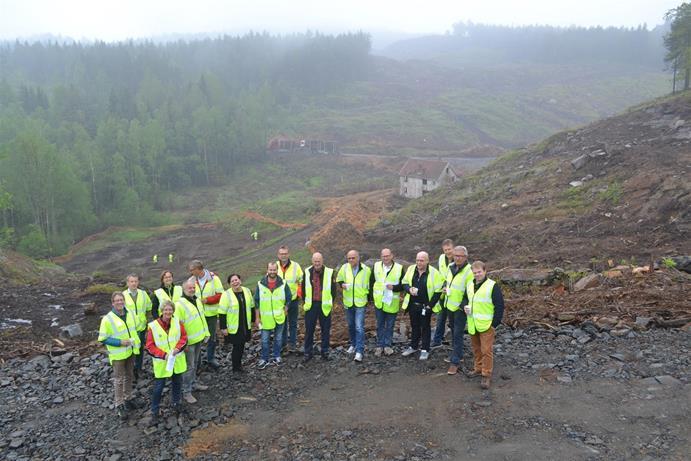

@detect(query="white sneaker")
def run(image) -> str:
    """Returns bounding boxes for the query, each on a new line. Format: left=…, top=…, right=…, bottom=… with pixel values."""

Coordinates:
left=354, top=352, right=363, bottom=362
left=257, top=360, right=268, bottom=370
left=346, top=346, right=355, bottom=354
left=419, top=350, right=429, bottom=360
left=273, top=357, right=282, bottom=365
left=402, top=347, right=418, bottom=357
left=374, top=347, right=383, bottom=357
left=384, top=347, right=394, bottom=356
left=184, top=393, right=197, bottom=404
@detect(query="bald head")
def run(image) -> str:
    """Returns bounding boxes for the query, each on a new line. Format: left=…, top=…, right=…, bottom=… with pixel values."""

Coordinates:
left=312, top=252, right=324, bottom=271
left=380, top=248, right=393, bottom=265
left=183, top=277, right=196, bottom=296
left=415, top=251, right=429, bottom=272
left=346, top=250, right=359, bottom=267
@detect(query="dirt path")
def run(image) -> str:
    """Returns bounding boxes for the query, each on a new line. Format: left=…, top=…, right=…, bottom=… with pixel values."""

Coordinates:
left=241, top=211, right=307, bottom=229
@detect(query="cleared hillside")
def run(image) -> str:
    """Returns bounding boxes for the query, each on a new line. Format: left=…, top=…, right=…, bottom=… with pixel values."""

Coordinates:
left=366, top=91, right=691, bottom=268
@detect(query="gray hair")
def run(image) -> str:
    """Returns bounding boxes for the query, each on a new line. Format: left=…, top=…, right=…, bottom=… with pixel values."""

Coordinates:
left=454, top=246, right=468, bottom=256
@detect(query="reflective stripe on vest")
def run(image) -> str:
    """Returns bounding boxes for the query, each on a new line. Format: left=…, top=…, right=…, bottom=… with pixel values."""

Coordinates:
left=154, top=286, right=182, bottom=315
left=98, top=310, right=140, bottom=363
left=401, top=265, right=444, bottom=310
left=373, top=261, right=402, bottom=313
left=149, top=318, right=187, bottom=379
left=304, top=266, right=334, bottom=316
left=122, top=289, right=151, bottom=331
left=222, top=287, right=253, bottom=334
left=277, top=261, right=302, bottom=301
left=338, top=264, right=370, bottom=308
left=257, top=281, right=286, bottom=330
left=467, top=278, right=496, bottom=334
left=445, top=263, right=473, bottom=312
left=196, top=273, right=222, bottom=317
left=174, top=298, right=208, bottom=345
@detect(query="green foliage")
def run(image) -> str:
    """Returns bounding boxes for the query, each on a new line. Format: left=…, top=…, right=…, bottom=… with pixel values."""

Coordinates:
left=662, top=257, right=677, bottom=269
left=664, top=3, right=691, bottom=91
left=16, top=225, right=50, bottom=258
left=84, top=283, right=121, bottom=295
left=598, top=181, right=623, bottom=205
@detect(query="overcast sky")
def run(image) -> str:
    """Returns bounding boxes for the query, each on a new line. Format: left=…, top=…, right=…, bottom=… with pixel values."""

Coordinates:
left=0, top=0, right=681, bottom=42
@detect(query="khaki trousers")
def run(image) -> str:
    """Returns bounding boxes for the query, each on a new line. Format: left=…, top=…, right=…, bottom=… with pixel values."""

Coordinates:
left=112, top=355, right=134, bottom=407
left=470, top=327, right=495, bottom=377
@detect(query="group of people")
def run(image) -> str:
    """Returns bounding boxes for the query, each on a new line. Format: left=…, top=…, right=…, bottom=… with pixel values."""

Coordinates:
left=98, top=240, right=504, bottom=423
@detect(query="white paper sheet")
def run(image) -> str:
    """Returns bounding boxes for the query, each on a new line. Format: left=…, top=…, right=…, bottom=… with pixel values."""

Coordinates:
left=166, top=353, right=176, bottom=372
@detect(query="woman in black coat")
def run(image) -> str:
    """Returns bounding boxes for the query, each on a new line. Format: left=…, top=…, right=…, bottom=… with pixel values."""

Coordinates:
left=219, top=273, right=254, bottom=372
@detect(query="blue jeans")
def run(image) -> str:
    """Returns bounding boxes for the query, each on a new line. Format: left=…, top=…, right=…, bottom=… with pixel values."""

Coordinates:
left=433, top=307, right=455, bottom=345
left=450, top=310, right=468, bottom=365
left=375, top=308, right=396, bottom=348
left=151, top=372, right=182, bottom=415
left=303, top=302, right=331, bottom=358
left=261, top=323, right=284, bottom=361
left=345, top=307, right=366, bottom=354
left=282, top=299, right=299, bottom=348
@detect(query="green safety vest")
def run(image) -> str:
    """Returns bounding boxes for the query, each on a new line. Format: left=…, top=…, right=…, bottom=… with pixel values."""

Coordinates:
left=98, top=309, right=140, bottom=364
left=445, top=263, right=473, bottom=312
left=174, top=297, right=210, bottom=345
left=277, top=260, right=303, bottom=301
left=257, top=280, right=287, bottom=330
left=303, top=266, right=334, bottom=316
left=154, top=285, right=183, bottom=316
left=122, top=289, right=152, bottom=332
left=373, top=261, right=403, bottom=313
left=466, top=278, right=496, bottom=335
left=401, top=265, right=444, bottom=311
left=336, top=263, right=371, bottom=308
left=218, top=287, right=254, bottom=334
left=195, top=273, right=224, bottom=317
left=148, top=318, right=188, bottom=379
left=438, top=254, right=451, bottom=279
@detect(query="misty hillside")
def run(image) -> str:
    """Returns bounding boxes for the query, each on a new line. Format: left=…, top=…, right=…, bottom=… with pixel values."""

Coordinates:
left=366, top=91, right=691, bottom=267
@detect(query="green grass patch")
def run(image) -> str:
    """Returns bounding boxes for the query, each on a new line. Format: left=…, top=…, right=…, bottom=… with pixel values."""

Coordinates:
left=84, top=283, right=120, bottom=295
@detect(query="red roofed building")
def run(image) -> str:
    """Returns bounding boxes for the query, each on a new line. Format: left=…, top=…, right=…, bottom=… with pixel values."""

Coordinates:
left=399, top=158, right=460, bottom=198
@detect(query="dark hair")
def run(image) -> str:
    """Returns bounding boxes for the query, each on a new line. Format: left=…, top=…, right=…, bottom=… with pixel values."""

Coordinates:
left=111, top=291, right=125, bottom=303
left=227, top=273, right=242, bottom=283
left=160, top=270, right=174, bottom=284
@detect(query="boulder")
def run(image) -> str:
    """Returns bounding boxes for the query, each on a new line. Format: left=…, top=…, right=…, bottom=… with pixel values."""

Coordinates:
left=570, top=155, right=589, bottom=170
left=574, top=273, right=600, bottom=291
left=60, top=323, right=83, bottom=339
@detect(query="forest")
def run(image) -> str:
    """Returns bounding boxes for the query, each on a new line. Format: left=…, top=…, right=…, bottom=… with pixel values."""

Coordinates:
left=0, top=32, right=371, bottom=256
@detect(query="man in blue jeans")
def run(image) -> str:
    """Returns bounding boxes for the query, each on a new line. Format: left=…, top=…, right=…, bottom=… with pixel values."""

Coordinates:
left=336, top=250, right=372, bottom=362
left=254, top=262, right=291, bottom=370
left=373, top=248, right=404, bottom=357
left=277, top=245, right=303, bottom=353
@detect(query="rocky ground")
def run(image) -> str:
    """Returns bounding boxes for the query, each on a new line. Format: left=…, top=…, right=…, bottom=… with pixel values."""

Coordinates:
left=1, top=315, right=688, bottom=461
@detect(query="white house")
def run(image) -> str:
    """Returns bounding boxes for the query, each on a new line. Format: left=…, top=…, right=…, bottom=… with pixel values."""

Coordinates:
left=399, top=158, right=460, bottom=198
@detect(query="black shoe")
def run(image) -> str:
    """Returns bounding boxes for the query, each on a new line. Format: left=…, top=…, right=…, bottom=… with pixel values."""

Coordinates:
left=133, top=369, right=140, bottom=382
left=303, top=355, right=313, bottom=363
left=150, top=413, right=160, bottom=426
left=117, top=404, right=128, bottom=421
left=321, top=354, right=331, bottom=361
left=207, top=360, right=221, bottom=370
left=173, top=404, right=185, bottom=417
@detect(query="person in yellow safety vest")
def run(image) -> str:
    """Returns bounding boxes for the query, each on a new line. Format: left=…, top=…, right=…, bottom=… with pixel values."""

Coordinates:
left=188, top=259, right=224, bottom=369
left=176, top=278, right=210, bottom=404
left=462, top=260, right=505, bottom=390
left=301, top=252, right=336, bottom=363
left=277, top=245, right=304, bottom=353
left=251, top=231, right=258, bottom=241
left=145, top=300, right=188, bottom=425
left=98, top=291, right=142, bottom=421
left=152, top=254, right=158, bottom=264
left=253, top=262, right=292, bottom=369
left=372, top=248, right=404, bottom=357
left=444, top=246, right=473, bottom=376
left=336, top=249, right=372, bottom=363
left=168, top=253, right=174, bottom=263
left=432, top=238, right=455, bottom=349
left=400, top=251, right=444, bottom=361
left=219, top=273, right=255, bottom=373
left=152, top=270, right=183, bottom=318
left=122, top=273, right=152, bottom=380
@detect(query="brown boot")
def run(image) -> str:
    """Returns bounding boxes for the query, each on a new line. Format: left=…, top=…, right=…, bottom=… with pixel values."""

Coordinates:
left=480, top=376, right=491, bottom=389
left=466, top=369, right=482, bottom=378
left=447, top=365, right=458, bottom=375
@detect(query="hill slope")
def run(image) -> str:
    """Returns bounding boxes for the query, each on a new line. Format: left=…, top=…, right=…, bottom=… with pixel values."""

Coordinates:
left=366, top=91, right=691, bottom=267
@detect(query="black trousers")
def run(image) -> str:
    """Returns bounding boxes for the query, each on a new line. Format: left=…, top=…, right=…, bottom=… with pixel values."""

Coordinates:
left=304, top=302, right=332, bottom=358
left=408, top=303, right=432, bottom=351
